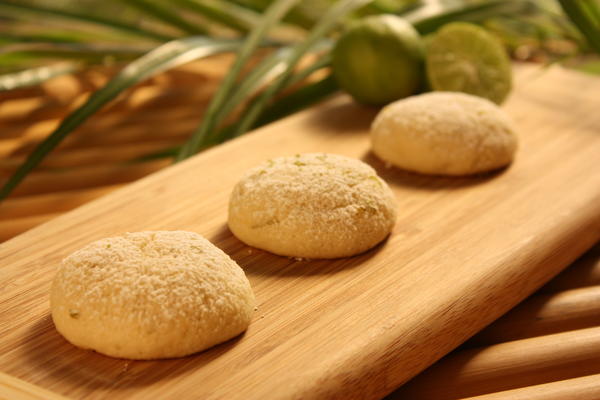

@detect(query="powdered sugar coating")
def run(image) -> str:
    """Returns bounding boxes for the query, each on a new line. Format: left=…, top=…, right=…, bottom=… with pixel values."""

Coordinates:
left=228, top=153, right=397, bottom=259
left=50, top=230, right=255, bottom=359
left=371, top=92, right=518, bottom=175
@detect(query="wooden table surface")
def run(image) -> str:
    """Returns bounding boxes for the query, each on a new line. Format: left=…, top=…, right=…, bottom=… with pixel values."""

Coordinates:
left=1, top=64, right=600, bottom=400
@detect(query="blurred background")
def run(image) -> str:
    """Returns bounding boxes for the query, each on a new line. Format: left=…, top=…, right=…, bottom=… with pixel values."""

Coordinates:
left=0, top=0, right=598, bottom=242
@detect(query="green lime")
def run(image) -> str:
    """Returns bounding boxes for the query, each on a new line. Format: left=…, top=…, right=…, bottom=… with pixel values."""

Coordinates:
left=332, top=15, right=424, bottom=106
left=425, top=22, right=512, bottom=104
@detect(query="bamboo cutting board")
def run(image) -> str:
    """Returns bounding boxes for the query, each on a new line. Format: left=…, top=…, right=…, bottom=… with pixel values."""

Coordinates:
left=1, top=65, right=600, bottom=400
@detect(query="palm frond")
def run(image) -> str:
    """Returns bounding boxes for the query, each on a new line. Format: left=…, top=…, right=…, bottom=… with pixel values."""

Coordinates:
left=0, top=42, right=153, bottom=57
left=559, top=0, right=600, bottom=53
left=0, top=62, right=81, bottom=91
left=573, top=56, right=600, bottom=73
left=172, top=0, right=261, bottom=33
left=253, top=74, right=337, bottom=129
left=116, top=0, right=208, bottom=35
left=409, top=0, right=538, bottom=35
left=357, top=0, right=422, bottom=15
left=0, top=37, right=242, bottom=201
left=209, top=72, right=337, bottom=145
left=197, top=42, right=331, bottom=145
left=3, top=0, right=597, bottom=204
left=0, top=42, right=154, bottom=69
left=0, top=0, right=174, bottom=42
left=200, top=46, right=296, bottom=145
left=0, top=51, right=126, bottom=66
left=176, top=0, right=302, bottom=161
left=0, top=31, right=86, bottom=44
left=284, top=50, right=331, bottom=87
left=227, top=0, right=371, bottom=140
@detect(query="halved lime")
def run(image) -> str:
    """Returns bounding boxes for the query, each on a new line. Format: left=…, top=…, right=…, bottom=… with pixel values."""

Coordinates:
left=425, top=22, right=512, bottom=104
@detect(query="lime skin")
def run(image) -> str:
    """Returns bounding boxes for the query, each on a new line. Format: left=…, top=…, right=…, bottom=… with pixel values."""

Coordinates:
left=332, top=15, right=425, bottom=106
left=425, top=22, right=512, bottom=104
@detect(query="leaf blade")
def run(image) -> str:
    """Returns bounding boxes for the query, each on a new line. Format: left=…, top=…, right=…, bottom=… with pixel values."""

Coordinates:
left=228, top=0, right=370, bottom=139
left=249, top=74, right=337, bottom=131
left=559, top=0, right=600, bottom=53
left=0, top=62, right=81, bottom=91
left=0, top=0, right=175, bottom=42
left=0, top=37, right=241, bottom=201
left=116, top=0, right=208, bottom=35
left=409, top=0, right=537, bottom=35
left=175, top=0, right=302, bottom=161
left=172, top=0, right=261, bottom=33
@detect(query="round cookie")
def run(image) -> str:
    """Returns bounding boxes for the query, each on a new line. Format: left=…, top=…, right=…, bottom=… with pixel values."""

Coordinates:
left=50, top=230, right=255, bottom=360
left=228, top=153, right=397, bottom=259
left=371, top=92, right=518, bottom=176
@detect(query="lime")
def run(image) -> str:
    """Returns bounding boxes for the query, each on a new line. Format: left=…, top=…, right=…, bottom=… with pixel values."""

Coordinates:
left=425, top=22, right=512, bottom=104
left=332, top=15, right=424, bottom=106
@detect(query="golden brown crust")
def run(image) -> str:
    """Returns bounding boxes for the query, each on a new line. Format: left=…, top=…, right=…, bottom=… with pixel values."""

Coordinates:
left=51, top=230, right=255, bottom=359
left=371, top=92, right=518, bottom=176
left=228, top=153, right=397, bottom=259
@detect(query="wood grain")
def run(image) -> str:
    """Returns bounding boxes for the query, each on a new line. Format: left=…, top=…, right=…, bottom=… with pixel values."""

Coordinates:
left=0, top=213, right=60, bottom=243
left=458, top=373, right=600, bottom=400
left=1, top=65, right=600, bottom=400
left=540, top=245, right=600, bottom=293
left=392, top=240, right=600, bottom=398
left=467, top=285, right=600, bottom=345
left=465, top=244, right=600, bottom=346
left=394, top=326, right=600, bottom=399
left=0, top=372, right=69, bottom=400
left=0, top=186, right=123, bottom=240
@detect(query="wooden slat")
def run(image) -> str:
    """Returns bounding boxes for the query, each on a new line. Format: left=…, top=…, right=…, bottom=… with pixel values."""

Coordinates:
left=393, top=327, right=600, bottom=399
left=0, top=65, right=599, bottom=399
left=394, top=244, right=600, bottom=398
left=0, top=372, right=69, bottom=400
left=540, top=245, right=600, bottom=293
left=467, top=285, right=600, bottom=345
left=457, top=373, right=600, bottom=400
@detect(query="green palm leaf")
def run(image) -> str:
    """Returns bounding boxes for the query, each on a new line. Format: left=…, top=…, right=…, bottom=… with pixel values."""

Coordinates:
left=116, top=0, right=208, bottom=35
left=197, top=42, right=329, bottom=146
left=228, top=0, right=371, bottom=140
left=200, top=46, right=295, bottom=145
left=0, top=37, right=241, bottom=201
left=0, top=31, right=87, bottom=44
left=172, top=0, right=261, bottom=33
left=0, top=42, right=153, bottom=65
left=252, top=74, right=338, bottom=129
left=559, top=0, right=600, bottom=53
left=409, top=0, right=537, bottom=35
left=176, top=0, right=302, bottom=161
left=0, top=0, right=174, bottom=42
left=0, top=63, right=81, bottom=91
left=2, top=0, right=595, bottom=204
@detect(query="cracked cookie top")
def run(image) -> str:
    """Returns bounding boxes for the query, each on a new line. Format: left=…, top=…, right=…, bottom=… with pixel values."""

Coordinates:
left=228, top=153, right=397, bottom=259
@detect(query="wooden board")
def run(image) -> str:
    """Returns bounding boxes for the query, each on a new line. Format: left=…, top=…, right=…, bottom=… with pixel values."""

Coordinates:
left=1, top=65, right=600, bottom=400
left=392, top=245, right=600, bottom=399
